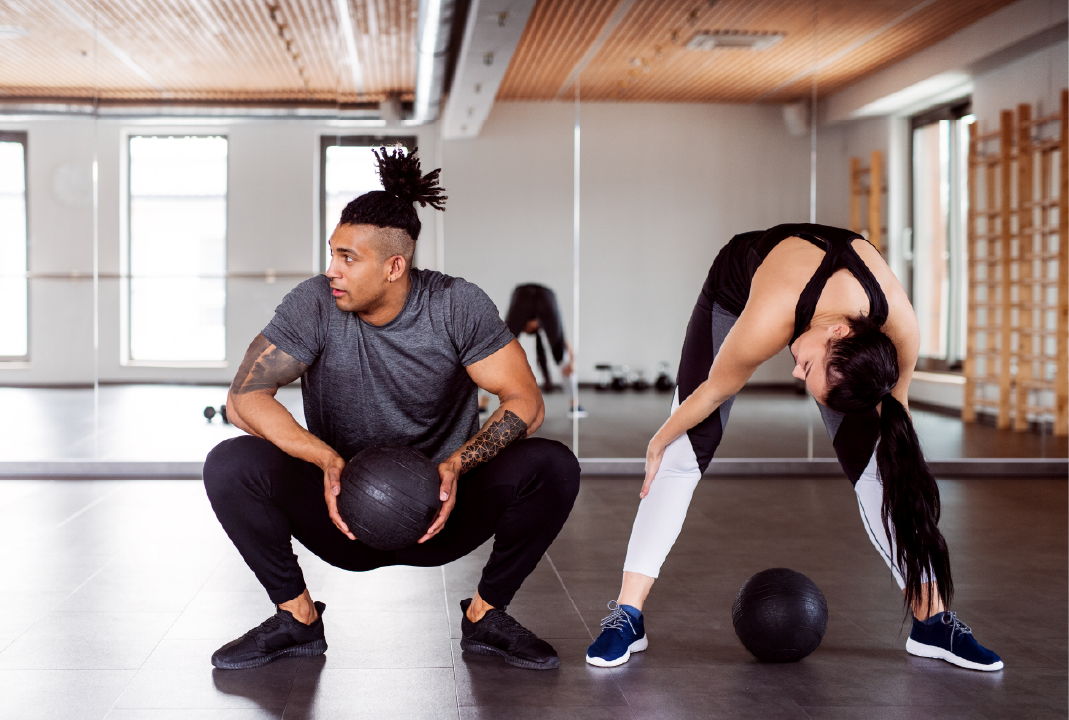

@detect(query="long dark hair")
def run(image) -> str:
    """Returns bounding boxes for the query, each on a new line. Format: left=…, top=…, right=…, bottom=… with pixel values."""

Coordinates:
left=339, top=146, right=447, bottom=241
left=824, top=314, right=952, bottom=618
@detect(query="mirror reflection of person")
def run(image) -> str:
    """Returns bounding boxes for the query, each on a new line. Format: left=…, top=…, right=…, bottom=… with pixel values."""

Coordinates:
left=504, top=284, right=584, bottom=417
left=584, top=223, right=1002, bottom=673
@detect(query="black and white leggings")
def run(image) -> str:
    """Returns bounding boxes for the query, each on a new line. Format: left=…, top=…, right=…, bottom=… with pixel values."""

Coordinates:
left=623, top=301, right=907, bottom=589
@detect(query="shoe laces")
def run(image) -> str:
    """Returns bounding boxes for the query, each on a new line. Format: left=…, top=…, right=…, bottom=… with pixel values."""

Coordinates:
left=482, top=609, right=535, bottom=639
left=252, top=611, right=289, bottom=636
left=939, top=611, right=972, bottom=649
left=599, top=601, right=636, bottom=635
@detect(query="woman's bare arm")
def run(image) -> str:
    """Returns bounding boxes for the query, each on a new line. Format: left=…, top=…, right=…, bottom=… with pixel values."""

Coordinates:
left=641, top=280, right=794, bottom=496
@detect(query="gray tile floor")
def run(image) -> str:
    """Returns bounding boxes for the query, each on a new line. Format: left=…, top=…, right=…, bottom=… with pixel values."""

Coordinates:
left=0, top=385, right=1064, bottom=462
left=0, top=474, right=1064, bottom=719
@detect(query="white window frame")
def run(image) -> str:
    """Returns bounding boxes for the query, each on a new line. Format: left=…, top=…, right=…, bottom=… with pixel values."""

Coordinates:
left=318, top=135, right=416, bottom=273
left=0, top=130, right=30, bottom=366
left=120, top=127, right=230, bottom=368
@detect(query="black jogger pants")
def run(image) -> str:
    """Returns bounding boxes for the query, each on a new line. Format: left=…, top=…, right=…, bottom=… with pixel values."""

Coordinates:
left=203, top=435, right=580, bottom=608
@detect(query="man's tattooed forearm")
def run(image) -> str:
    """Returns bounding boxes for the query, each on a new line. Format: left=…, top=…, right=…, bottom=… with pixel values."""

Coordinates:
left=459, top=410, right=528, bottom=473
left=230, top=334, right=309, bottom=395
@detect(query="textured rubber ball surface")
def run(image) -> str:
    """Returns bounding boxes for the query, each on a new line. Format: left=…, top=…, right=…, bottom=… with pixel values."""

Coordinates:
left=336, top=445, right=443, bottom=551
left=732, top=567, right=828, bottom=663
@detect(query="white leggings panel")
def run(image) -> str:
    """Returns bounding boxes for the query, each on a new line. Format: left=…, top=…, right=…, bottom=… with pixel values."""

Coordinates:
left=853, top=452, right=906, bottom=590
left=853, top=451, right=933, bottom=590
left=623, top=407, right=916, bottom=588
left=622, top=389, right=703, bottom=579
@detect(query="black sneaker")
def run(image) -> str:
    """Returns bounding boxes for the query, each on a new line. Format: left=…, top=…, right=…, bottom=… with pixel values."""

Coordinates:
left=459, top=598, right=559, bottom=670
left=211, top=601, right=327, bottom=670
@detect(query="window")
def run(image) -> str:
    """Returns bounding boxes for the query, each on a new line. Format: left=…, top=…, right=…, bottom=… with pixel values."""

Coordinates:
left=320, top=135, right=415, bottom=271
left=127, top=135, right=227, bottom=363
left=910, top=101, right=972, bottom=367
left=0, top=132, right=28, bottom=360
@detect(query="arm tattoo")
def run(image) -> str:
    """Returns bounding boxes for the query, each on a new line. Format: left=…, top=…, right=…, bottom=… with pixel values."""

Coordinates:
left=459, top=410, right=528, bottom=474
left=230, top=334, right=309, bottom=395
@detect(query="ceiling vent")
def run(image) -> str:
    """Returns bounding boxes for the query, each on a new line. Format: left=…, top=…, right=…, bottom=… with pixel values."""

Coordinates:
left=687, top=31, right=784, bottom=51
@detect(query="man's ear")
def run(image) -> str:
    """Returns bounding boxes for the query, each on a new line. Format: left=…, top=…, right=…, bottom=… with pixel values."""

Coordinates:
left=387, top=255, right=407, bottom=282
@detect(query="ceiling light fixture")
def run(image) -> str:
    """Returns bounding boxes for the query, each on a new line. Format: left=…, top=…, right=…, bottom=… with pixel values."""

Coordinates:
left=334, top=0, right=364, bottom=96
left=687, top=30, right=785, bottom=51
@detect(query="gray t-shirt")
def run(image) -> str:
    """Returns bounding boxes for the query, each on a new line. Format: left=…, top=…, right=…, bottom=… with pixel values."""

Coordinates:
left=263, top=270, right=513, bottom=464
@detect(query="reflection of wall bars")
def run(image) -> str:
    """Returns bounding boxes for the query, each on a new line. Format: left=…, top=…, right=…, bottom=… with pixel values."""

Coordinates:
left=963, top=89, right=1067, bottom=436
left=849, top=151, right=885, bottom=254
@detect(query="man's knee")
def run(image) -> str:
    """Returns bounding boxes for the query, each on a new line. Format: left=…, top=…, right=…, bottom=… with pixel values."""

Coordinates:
left=524, top=438, right=581, bottom=504
left=203, top=435, right=277, bottom=502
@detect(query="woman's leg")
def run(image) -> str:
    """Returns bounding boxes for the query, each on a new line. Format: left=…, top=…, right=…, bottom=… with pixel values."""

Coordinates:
left=817, top=404, right=941, bottom=615
left=620, top=390, right=701, bottom=608
left=587, top=301, right=737, bottom=666
left=619, top=302, right=739, bottom=609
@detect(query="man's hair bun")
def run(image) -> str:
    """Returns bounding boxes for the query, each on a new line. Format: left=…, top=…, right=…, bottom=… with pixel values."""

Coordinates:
left=374, top=146, right=447, bottom=210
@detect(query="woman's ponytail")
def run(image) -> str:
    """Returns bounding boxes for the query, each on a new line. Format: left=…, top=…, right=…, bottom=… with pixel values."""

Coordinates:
left=876, top=392, right=953, bottom=617
left=825, top=316, right=953, bottom=617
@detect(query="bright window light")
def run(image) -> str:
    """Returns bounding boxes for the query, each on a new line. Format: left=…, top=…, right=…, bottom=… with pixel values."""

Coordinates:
left=324, top=145, right=396, bottom=262
left=0, top=139, right=28, bottom=358
left=128, top=136, right=227, bottom=362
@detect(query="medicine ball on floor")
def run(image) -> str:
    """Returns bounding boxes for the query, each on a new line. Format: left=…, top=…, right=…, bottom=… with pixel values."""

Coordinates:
left=731, top=568, right=828, bottom=663
left=336, top=445, right=443, bottom=551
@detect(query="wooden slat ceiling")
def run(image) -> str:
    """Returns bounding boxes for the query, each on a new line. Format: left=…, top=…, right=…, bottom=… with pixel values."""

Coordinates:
left=0, top=0, right=417, bottom=104
left=0, top=0, right=1025, bottom=107
left=499, top=0, right=1022, bottom=103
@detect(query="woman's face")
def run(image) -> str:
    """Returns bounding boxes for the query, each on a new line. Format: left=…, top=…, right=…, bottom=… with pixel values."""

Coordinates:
left=790, top=323, right=848, bottom=402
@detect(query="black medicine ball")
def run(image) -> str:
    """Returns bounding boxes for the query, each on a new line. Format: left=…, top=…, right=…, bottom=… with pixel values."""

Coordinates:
left=336, top=445, right=443, bottom=551
left=731, top=568, right=828, bottom=663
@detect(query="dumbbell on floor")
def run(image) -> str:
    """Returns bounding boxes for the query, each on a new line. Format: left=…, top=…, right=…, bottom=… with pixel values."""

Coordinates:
left=203, top=405, right=229, bottom=424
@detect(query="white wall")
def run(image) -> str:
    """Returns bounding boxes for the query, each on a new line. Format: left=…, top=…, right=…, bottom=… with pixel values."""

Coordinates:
left=443, top=101, right=811, bottom=384
left=0, top=116, right=440, bottom=385
left=5, top=101, right=813, bottom=387
left=972, top=39, right=1068, bottom=133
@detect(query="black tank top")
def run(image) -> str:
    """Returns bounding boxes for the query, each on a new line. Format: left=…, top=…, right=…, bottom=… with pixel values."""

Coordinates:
left=705, top=223, right=889, bottom=342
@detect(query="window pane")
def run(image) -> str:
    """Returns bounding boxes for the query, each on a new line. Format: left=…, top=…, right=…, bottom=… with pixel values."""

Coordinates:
left=912, top=122, right=951, bottom=359
left=324, top=145, right=393, bottom=260
left=129, top=136, right=226, bottom=362
left=0, top=140, right=27, bottom=358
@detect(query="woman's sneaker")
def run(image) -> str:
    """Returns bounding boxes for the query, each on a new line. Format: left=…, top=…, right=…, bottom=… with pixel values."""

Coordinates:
left=905, top=611, right=1003, bottom=671
left=211, top=601, right=327, bottom=670
left=585, top=601, right=647, bottom=667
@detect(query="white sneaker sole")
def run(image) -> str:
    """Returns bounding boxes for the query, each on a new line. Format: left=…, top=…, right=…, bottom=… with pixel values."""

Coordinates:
left=905, top=637, right=1004, bottom=671
left=585, top=635, right=648, bottom=668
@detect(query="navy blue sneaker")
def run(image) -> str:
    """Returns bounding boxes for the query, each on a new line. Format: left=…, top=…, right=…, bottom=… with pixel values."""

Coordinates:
left=906, top=611, right=1003, bottom=671
left=585, top=602, right=647, bottom=667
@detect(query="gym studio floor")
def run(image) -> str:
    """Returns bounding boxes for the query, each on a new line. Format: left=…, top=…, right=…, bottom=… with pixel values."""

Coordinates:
left=0, top=385, right=1065, bottom=718
left=0, top=473, right=1064, bottom=719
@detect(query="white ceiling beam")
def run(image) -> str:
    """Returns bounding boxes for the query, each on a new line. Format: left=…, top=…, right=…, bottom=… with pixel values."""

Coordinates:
left=441, top=0, right=536, bottom=140
left=825, top=0, right=1068, bottom=123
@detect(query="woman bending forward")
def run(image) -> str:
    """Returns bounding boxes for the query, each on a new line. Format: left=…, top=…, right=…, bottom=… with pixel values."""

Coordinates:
left=584, top=223, right=1002, bottom=672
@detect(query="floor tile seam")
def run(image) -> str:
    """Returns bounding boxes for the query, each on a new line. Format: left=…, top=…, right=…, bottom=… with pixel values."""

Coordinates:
left=441, top=565, right=463, bottom=720
left=545, top=552, right=639, bottom=719
left=278, top=656, right=306, bottom=720
left=42, top=485, right=124, bottom=538
left=0, top=553, right=121, bottom=661
left=102, top=552, right=230, bottom=716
